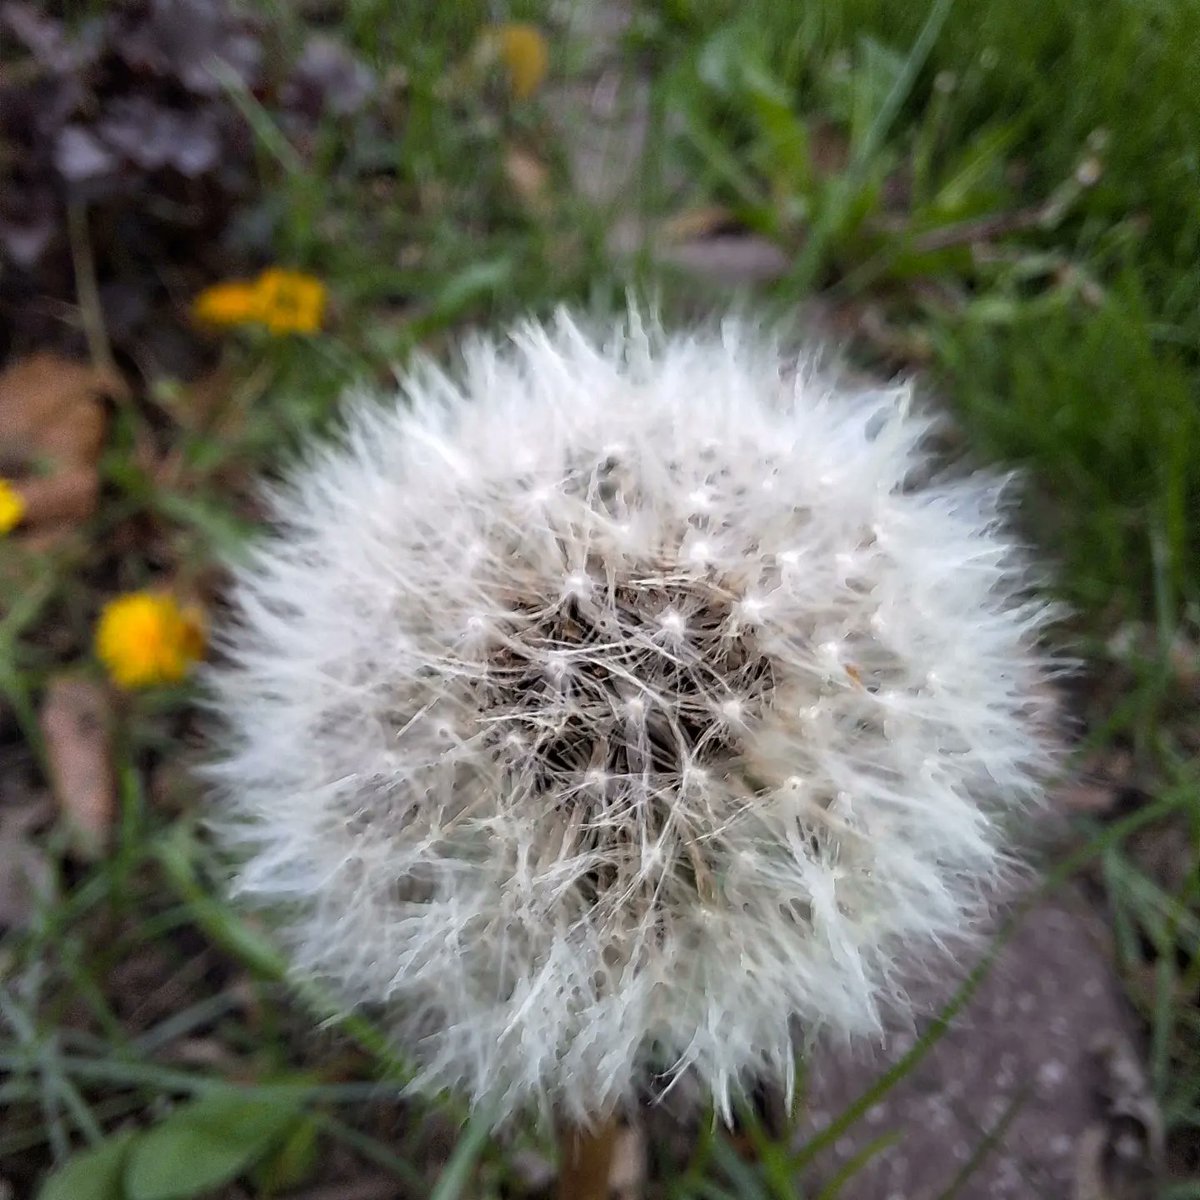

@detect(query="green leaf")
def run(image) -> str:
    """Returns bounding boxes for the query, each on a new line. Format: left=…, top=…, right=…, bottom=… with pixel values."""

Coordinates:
left=696, top=25, right=760, bottom=97
left=815, top=1132, right=898, bottom=1198
left=930, top=120, right=1022, bottom=217
left=38, top=1133, right=135, bottom=1200
left=427, top=259, right=514, bottom=324
left=153, top=825, right=286, bottom=978
left=428, top=1105, right=498, bottom=1200
left=125, top=1090, right=305, bottom=1200
left=707, top=1135, right=771, bottom=1199
left=251, top=1114, right=320, bottom=1197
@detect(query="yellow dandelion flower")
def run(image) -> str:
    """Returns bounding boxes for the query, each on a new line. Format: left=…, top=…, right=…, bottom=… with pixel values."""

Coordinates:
left=252, top=268, right=327, bottom=335
left=0, top=478, right=26, bottom=534
left=95, top=592, right=206, bottom=689
left=192, top=280, right=264, bottom=327
left=487, top=23, right=549, bottom=100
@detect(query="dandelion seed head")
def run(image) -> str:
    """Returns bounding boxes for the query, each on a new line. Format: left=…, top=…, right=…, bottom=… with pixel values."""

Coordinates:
left=206, top=309, right=1058, bottom=1124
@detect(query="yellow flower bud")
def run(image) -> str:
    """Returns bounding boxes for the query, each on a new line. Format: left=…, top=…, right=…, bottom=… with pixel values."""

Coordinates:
left=488, top=23, right=549, bottom=99
left=95, top=592, right=205, bottom=689
left=0, top=479, right=26, bottom=534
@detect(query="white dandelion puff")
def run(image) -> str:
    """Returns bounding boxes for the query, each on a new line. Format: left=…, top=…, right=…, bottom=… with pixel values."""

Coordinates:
left=205, top=308, right=1059, bottom=1126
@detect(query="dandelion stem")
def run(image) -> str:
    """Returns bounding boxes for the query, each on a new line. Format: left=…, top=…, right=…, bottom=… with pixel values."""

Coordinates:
left=556, top=1115, right=620, bottom=1200
left=66, top=198, right=118, bottom=382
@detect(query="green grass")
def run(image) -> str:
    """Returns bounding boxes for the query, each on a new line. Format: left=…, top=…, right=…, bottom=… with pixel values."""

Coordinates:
left=2, top=0, right=1199, bottom=1195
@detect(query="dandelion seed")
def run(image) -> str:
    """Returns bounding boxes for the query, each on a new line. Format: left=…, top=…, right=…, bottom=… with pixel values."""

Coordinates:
left=658, top=609, right=686, bottom=637
left=737, top=594, right=768, bottom=622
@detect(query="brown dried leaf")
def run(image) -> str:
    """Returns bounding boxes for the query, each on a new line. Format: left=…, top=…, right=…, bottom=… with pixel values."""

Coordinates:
left=162, top=1037, right=243, bottom=1070
left=39, top=675, right=115, bottom=858
left=0, top=353, right=119, bottom=469
left=0, top=353, right=120, bottom=532
left=1059, top=780, right=1123, bottom=816
left=659, top=205, right=735, bottom=243
left=503, top=145, right=551, bottom=213
left=12, top=467, right=99, bottom=526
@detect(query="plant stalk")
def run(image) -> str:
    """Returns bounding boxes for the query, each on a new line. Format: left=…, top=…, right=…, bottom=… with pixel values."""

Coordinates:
left=556, top=1114, right=620, bottom=1200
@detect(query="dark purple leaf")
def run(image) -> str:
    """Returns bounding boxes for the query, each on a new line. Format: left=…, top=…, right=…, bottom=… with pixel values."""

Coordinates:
left=117, top=0, right=261, bottom=95
left=54, top=125, right=117, bottom=184
left=182, top=31, right=262, bottom=96
left=1, top=2, right=104, bottom=74
left=94, top=96, right=161, bottom=165
left=96, top=99, right=220, bottom=177
left=0, top=68, right=86, bottom=150
left=284, top=34, right=376, bottom=119
left=167, top=110, right=222, bottom=177
left=0, top=211, right=56, bottom=269
left=0, top=2, right=68, bottom=67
